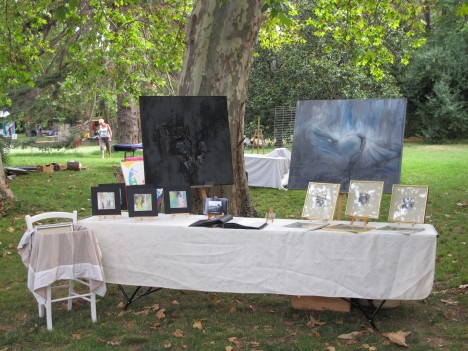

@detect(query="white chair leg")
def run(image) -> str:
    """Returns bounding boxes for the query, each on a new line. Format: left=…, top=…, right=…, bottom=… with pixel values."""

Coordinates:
left=46, top=285, right=53, bottom=331
left=38, top=302, right=45, bottom=317
left=67, top=279, right=74, bottom=311
left=90, top=292, right=97, bottom=323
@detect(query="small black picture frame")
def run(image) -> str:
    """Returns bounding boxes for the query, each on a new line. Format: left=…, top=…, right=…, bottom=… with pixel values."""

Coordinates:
left=163, top=186, right=193, bottom=214
left=127, top=185, right=158, bottom=217
left=98, top=183, right=127, bottom=210
left=91, top=186, right=122, bottom=216
left=203, top=197, right=228, bottom=216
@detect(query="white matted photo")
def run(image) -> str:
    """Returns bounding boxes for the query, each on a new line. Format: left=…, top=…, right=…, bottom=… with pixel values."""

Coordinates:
left=302, top=182, right=341, bottom=220
left=388, top=185, right=429, bottom=223
left=345, top=180, right=384, bottom=219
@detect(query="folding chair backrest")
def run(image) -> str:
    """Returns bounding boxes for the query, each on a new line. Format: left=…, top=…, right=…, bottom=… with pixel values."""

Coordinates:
left=25, top=211, right=78, bottom=232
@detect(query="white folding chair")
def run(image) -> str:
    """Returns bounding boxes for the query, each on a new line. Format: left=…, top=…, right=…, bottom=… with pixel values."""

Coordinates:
left=24, top=211, right=97, bottom=330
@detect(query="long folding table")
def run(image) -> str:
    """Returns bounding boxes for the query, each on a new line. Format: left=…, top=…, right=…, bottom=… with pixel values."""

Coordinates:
left=79, top=213, right=438, bottom=328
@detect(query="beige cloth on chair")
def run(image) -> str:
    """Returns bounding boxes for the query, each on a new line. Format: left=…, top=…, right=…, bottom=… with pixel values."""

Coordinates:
left=18, top=225, right=106, bottom=305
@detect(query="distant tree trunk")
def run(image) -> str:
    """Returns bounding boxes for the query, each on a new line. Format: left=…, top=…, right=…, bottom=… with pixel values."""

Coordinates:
left=179, top=0, right=265, bottom=216
left=0, top=156, right=15, bottom=201
left=117, top=92, right=140, bottom=143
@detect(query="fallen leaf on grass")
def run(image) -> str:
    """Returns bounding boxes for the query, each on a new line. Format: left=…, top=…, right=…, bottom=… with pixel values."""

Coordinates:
left=117, top=302, right=126, bottom=308
left=228, top=337, right=240, bottom=345
left=117, top=311, right=126, bottom=317
left=441, top=298, right=458, bottom=305
left=382, top=330, right=411, bottom=347
left=225, top=347, right=234, bottom=351
left=172, top=329, right=184, bottom=337
left=171, top=300, right=179, bottom=305
left=192, top=320, right=203, bottom=330
left=157, top=308, right=166, bottom=319
left=338, top=331, right=361, bottom=340
left=324, top=346, right=335, bottom=351
left=164, top=341, right=172, bottom=348
left=306, top=316, right=325, bottom=328
left=7, top=227, right=15, bottom=233
left=361, top=344, right=377, bottom=350
left=150, top=322, right=161, bottom=329
left=72, top=333, right=81, bottom=340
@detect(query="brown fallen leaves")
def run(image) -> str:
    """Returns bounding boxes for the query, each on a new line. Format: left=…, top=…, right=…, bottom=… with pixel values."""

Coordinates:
left=382, top=330, right=412, bottom=347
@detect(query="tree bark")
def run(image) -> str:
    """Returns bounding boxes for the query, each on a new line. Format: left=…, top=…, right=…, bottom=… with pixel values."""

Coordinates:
left=117, top=92, right=140, bottom=143
left=0, top=155, right=15, bottom=201
left=178, top=0, right=265, bottom=216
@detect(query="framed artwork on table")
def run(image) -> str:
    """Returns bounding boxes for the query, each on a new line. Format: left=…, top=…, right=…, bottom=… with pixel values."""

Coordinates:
left=203, top=197, right=228, bottom=217
left=302, top=182, right=341, bottom=220
left=345, top=180, right=384, bottom=219
left=388, top=185, right=429, bottom=224
left=163, top=186, right=193, bottom=214
left=91, top=186, right=122, bottom=216
left=127, top=185, right=159, bottom=217
left=98, top=183, right=127, bottom=210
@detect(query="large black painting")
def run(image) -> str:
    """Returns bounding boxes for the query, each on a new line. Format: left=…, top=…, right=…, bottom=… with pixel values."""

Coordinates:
left=139, top=96, right=234, bottom=187
left=288, top=99, right=406, bottom=193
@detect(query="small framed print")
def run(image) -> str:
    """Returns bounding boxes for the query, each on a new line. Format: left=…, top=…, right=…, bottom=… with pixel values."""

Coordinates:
left=164, top=186, right=193, bottom=214
left=98, top=183, right=127, bottom=210
left=302, top=182, right=341, bottom=220
left=203, top=197, right=228, bottom=216
left=127, top=185, right=158, bottom=217
left=388, top=185, right=429, bottom=223
left=345, top=180, right=384, bottom=219
left=91, top=186, right=122, bottom=216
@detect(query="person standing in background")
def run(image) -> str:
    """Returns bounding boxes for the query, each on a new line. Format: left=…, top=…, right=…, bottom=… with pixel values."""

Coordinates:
left=98, top=118, right=112, bottom=158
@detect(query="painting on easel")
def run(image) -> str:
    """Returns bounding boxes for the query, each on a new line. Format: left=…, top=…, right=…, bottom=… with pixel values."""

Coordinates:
left=288, top=98, right=406, bottom=193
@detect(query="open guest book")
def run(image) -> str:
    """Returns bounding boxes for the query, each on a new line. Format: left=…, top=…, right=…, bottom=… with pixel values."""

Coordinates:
left=189, top=215, right=268, bottom=230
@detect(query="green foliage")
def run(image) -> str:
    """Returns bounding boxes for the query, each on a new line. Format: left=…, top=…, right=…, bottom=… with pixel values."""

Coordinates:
left=0, top=0, right=191, bottom=127
left=400, top=4, right=468, bottom=142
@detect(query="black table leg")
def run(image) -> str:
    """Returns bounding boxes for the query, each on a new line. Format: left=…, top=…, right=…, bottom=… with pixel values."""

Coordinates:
left=117, top=285, right=163, bottom=309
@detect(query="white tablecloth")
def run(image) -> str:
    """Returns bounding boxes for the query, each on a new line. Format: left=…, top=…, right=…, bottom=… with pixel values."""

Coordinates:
left=244, top=151, right=290, bottom=190
left=18, top=226, right=107, bottom=305
left=79, top=214, right=437, bottom=300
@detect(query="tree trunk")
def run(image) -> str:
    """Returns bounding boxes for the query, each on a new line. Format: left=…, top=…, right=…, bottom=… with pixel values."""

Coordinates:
left=117, top=92, right=140, bottom=144
left=178, top=0, right=265, bottom=216
left=0, top=156, right=15, bottom=201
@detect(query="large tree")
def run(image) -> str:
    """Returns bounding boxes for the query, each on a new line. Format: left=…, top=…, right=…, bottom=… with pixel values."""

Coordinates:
left=179, top=0, right=266, bottom=216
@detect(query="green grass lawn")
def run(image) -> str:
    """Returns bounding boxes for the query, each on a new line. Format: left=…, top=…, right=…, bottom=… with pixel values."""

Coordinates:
left=0, top=142, right=467, bottom=350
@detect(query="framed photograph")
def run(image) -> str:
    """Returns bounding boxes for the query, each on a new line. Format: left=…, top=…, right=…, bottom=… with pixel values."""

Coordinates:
left=203, top=197, right=228, bottom=216
left=163, top=186, right=193, bottom=214
left=98, top=183, right=127, bottom=210
left=302, top=182, right=341, bottom=220
left=345, top=180, right=384, bottom=219
left=91, top=186, right=122, bottom=216
left=388, top=185, right=429, bottom=223
left=127, top=185, right=159, bottom=217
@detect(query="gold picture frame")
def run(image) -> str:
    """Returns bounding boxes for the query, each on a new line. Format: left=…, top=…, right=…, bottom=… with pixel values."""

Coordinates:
left=388, top=185, right=429, bottom=224
left=345, top=180, right=384, bottom=220
left=302, top=182, right=341, bottom=221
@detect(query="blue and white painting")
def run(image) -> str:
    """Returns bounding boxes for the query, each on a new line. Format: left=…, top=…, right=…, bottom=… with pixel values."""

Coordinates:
left=288, top=99, right=406, bottom=193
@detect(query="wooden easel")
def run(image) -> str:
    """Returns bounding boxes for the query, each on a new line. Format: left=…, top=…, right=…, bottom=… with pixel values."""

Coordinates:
left=251, top=115, right=265, bottom=154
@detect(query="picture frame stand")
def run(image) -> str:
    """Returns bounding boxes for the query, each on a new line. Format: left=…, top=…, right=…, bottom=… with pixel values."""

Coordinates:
left=207, top=212, right=225, bottom=220
left=170, top=213, right=191, bottom=220
left=133, top=216, right=155, bottom=221
left=349, top=216, right=370, bottom=226
left=336, top=193, right=345, bottom=220
left=393, top=221, right=417, bottom=227
left=265, top=208, right=275, bottom=223
left=99, top=215, right=119, bottom=220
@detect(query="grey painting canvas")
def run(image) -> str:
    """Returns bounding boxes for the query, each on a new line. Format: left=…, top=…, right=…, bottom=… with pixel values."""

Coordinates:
left=288, top=99, right=406, bottom=193
left=139, top=96, right=234, bottom=187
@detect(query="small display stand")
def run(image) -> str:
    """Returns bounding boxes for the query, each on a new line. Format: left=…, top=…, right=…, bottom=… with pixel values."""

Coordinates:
left=265, top=208, right=275, bottom=223
left=251, top=116, right=265, bottom=155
